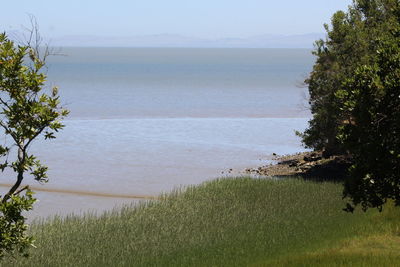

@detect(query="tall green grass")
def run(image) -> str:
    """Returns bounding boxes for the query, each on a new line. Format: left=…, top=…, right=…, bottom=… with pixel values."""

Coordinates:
left=3, top=178, right=400, bottom=266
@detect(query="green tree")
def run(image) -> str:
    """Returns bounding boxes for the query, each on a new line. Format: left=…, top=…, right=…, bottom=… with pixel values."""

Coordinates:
left=0, top=31, right=68, bottom=258
left=301, top=4, right=371, bottom=155
left=302, top=0, right=400, bottom=210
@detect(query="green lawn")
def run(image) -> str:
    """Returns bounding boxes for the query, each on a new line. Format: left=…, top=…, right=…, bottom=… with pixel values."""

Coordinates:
left=4, top=178, right=400, bottom=266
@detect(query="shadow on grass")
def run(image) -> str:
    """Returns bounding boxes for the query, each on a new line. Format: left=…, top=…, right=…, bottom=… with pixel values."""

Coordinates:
left=276, top=155, right=352, bottom=183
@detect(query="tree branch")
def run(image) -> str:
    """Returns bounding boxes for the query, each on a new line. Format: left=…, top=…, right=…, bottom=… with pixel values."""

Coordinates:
left=0, top=121, right=20, bottom=149
left=2, top=170, right=24, bottom=203
left=24, top=126, right=46, bottom=150
left=14, top=185, right=29, bottom=196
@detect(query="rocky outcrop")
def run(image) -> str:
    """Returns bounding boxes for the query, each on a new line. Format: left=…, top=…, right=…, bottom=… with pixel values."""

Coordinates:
left=245, top=151, right=352, bottom=181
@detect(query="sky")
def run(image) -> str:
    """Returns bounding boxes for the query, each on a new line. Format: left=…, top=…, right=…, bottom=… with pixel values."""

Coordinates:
left=1, top=0, right=352, bottom=39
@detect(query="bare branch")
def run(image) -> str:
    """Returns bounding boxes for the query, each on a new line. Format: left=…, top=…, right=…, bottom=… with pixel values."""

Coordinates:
left=0, top=121, right=20, bottom=149
left=0, top=97, right=11, bottom=111
left=14, top=185, right=29, bottom=196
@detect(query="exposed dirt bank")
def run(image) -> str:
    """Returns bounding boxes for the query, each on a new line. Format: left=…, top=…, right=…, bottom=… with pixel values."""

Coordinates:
left=245, top=151, right=352, bottom=181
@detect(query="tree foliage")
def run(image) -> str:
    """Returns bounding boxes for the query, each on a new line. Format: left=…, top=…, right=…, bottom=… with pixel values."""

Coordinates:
left=0, top=189, right=35, bottom=258
left=0, top=31, right=68, bottom=258
left=302, top=0, right=400, bottom=211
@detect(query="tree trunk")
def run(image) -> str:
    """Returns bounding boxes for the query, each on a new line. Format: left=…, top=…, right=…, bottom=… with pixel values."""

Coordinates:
left=2, top=147, right=25, bottom=203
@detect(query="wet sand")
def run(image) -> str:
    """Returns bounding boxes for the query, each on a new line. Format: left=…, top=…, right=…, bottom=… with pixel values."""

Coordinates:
left=0, top=183, right=157, bottom=200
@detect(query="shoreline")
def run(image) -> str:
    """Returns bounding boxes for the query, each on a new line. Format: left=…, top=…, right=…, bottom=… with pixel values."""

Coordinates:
left=3, top=151, right=348, bottom=201
left=244, top=151, right=351, bottom=180
left=0, top=183, right=156, bottom=200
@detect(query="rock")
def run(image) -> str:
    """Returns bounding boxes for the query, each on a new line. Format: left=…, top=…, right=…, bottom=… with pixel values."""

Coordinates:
left=304, top=154, right=322, bottom=162
left=286, top=159, right=300, bottom=167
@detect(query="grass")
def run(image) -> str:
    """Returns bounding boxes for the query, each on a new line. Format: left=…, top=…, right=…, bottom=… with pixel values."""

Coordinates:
left=3, top=177, right=400, bottom=266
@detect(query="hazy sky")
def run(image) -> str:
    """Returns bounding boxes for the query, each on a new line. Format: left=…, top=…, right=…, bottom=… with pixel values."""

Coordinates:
left=1, top=0, right=351, bottom=38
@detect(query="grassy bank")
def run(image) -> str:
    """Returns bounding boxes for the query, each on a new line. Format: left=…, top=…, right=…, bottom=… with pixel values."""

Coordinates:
left=4, top=178, right=400, bottom=266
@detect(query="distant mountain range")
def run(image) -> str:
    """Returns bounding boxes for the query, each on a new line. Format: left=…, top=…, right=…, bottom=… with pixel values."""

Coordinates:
left=47, top=33, right=325, bottom=48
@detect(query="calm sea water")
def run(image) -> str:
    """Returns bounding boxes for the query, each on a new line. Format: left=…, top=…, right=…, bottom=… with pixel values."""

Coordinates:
left=1, top=48, right=315, bottom=218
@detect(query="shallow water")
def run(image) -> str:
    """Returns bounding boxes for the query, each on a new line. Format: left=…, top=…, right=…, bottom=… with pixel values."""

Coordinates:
left=0, top=48, right=315, bottom=218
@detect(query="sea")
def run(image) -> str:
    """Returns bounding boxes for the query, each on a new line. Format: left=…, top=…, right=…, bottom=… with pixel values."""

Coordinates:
left=0, top=48, right=315, bottom=219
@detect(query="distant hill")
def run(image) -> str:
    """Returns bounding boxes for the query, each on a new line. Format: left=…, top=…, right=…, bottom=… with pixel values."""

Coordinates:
left=49, top=33, right=325, bottom=48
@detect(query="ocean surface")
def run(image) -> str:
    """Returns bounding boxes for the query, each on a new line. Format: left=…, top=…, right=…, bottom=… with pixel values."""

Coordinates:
left=0, top=48, right=315, bottom=219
